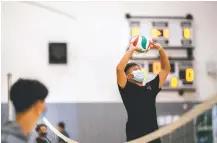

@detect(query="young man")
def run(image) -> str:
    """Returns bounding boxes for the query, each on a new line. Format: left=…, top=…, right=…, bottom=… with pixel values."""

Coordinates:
left=35, top=124, right=49, bottom=143
left=57, top=122, right=70, bottom=143
left=116, top=41, right=170, bottom=142
left=1, top=79, right=48, bottom=143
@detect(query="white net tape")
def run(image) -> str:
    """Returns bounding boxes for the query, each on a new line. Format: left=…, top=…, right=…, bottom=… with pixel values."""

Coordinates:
left=42, top=95, right=217, bottom=143
left=42, top=118, right=79, bottom=143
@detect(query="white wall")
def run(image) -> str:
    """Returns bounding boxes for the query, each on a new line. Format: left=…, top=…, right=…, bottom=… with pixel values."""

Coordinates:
left=2, top=1, right=217, bottom=103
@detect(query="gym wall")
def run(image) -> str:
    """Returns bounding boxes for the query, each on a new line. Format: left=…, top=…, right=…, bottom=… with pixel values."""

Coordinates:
left=1, top=1, right=217, bottom=143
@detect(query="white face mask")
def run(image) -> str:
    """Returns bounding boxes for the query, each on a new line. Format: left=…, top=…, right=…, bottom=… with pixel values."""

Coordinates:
left=132, top=70, right=145, bottom=82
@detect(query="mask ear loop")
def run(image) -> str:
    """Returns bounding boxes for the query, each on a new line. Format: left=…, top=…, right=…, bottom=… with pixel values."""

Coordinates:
left=141, top=68, right=147, bottom=81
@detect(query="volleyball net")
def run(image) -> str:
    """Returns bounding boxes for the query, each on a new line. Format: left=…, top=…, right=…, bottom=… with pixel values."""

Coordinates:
left=6, top=73, right=217, bottom=143
left=36, top=95, right=217, bottom=143
left=128, top=95, right=217, bottom=143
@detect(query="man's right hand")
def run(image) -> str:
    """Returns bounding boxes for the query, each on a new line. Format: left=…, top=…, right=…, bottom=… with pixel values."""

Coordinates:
left=128, top=43, right=143, bottom=52
left=116, top=43, right=142, bottom=88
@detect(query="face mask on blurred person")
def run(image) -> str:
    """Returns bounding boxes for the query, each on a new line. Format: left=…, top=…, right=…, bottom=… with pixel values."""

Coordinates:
left=40, top=132, right=47, bottom=137
left=39, top=107, right=47, bottom=121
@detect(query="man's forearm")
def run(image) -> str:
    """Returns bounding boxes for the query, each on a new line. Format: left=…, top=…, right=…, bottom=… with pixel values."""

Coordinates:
left=117, top=49, right=134, bottom=70
left=159, top=48, right=170, bottom=71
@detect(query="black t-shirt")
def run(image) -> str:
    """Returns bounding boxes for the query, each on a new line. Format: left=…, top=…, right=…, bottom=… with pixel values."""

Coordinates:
left=118, top=75, right=161, bottom=142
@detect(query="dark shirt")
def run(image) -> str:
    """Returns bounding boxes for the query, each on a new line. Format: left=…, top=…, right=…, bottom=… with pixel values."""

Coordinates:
left=118, top=75, right=161, bottom=142
left=58, top=131, right=69, bottom=143
left=36, top=137, right=48, bottom=143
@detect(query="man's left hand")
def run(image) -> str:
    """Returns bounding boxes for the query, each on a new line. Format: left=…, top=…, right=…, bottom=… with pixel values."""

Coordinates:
left=149, top=40, right=162, bottom=50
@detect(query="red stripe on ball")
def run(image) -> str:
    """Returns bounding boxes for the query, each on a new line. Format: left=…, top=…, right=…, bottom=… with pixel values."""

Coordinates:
left=132, top=35, right=139, bottom=46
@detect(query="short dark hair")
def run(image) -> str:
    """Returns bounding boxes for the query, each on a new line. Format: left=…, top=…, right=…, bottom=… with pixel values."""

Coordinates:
left=10, top=79, right=48, bottom=113
left=58, top=122, right=65, bottom=129
left=36, top=124, right=47, bottom=132
left=124, top=62, right=138, bottom=73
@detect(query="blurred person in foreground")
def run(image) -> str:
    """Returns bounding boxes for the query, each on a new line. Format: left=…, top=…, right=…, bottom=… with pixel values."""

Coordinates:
left=116, top=41, right=170, bottom=142
left=1, top=79, right=48, bottom=143
left=57, top=122, right=70, bottom=143
left=35, top=124, right=50, bottom=143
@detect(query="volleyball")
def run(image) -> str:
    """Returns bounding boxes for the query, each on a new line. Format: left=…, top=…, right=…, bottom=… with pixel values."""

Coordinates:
left=131, top=35, right=152, bottom=53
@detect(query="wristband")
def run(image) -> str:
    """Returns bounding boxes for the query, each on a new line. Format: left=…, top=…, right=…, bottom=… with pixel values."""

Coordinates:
left=158, top=47, right=163, bottom=51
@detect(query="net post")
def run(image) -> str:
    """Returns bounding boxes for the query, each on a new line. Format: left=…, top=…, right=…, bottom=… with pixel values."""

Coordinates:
left=7, top=73, right=13, bottom=121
